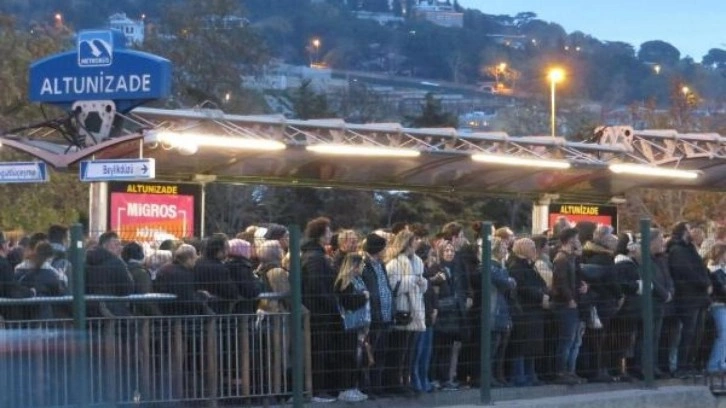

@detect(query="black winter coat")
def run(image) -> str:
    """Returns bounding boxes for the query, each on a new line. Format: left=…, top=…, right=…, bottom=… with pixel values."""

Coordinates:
left=156, top=261, right=211, bottom=316
left=300, top=240, right=338, bottom=322
left=85, top=247, right=134, bottom=317
left=361, top=256, right=393, bottom=325
left=507, top=256, right=547, bottom=356
left=667, top=238, right=711, bottom=310
left=226, top=256, right=261, bottom=313
left=194, top=257, right=240, bottom=314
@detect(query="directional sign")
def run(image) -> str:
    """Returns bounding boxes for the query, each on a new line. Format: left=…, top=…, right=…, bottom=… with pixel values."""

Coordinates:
left=80, top=159, right=155, bottom=182
left=0, top=162, right=49, bottom=183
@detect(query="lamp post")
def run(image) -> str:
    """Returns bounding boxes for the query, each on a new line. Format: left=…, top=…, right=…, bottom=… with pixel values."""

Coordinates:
left=548, top=68, right=565, bottom=138
left=311, top=38, right=321, bottom=66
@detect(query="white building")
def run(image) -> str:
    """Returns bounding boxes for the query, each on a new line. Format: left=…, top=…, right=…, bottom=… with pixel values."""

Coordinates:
left=413, top=1, right=463, bottom=28
left=109, top=13, right=145, bottom=45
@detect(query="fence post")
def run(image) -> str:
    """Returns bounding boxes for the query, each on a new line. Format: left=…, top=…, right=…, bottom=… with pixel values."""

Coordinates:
left=480, top=221, right=493, bottom=405
left=69, top=223, right=89, bottom=406
left=70, top=223, right=86, bottom=330
left=289, top=225, right=304, bottom=408
left=640, top=219, right=655, bottom=388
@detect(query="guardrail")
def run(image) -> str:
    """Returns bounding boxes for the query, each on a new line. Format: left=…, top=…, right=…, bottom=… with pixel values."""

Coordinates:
left=0, top=295, right=312, bottom=407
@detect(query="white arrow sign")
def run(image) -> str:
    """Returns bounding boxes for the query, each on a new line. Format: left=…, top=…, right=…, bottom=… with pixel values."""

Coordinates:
left=80, top=159, right=156, bottom=182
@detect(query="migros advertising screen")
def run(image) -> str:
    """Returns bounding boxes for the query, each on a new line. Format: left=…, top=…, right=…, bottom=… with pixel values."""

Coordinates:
left=108, top=182, right=202, bottom=241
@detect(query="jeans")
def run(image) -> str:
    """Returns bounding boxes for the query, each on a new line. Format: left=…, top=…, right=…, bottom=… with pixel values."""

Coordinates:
left=708, top=305, right=726, bottom=373
left=512, top=356, right=537, bottom=386
left=677, top=307, right=703, bottom=372
left=555, top=307, right=583, bottom=374
left=410, top=328, right=434, bottom=391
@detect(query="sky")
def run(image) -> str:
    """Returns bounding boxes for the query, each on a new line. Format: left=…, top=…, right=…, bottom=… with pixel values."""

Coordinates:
left=457, top=0, right=725, bottom=60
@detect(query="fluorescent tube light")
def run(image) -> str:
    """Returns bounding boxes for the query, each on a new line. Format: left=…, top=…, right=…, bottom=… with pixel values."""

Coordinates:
left=154, top=131, right=286, bottom=151
left=306, top=144, right=421, bottom=157
left=609, top=163, right=698, bottom=179
left=471, top=154, right=571, bottom=169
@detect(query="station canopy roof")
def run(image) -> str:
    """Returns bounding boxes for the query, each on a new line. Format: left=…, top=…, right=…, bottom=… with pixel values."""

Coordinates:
left=3, top=106, right=725, bottom=204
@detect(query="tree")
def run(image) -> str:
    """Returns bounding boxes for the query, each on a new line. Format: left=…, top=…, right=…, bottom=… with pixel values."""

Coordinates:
left=292, top=80, right=331, bottom=119
left=637, top=40, right=680, bottom=66
left=407, top=93, right=457, bottom=128
left=703, top=48, right=726, bottom=69
left=142, top=0, right=270, bottom=110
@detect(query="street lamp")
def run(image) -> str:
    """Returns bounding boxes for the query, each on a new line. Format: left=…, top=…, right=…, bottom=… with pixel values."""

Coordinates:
left=681, top=85, right=690, bottom=96
left=547, top=67, right=565, bottom=138
left=653, top=64, right=661, bottom=74
left=311, top=38, right=321, bottom=66
left=496, top=62, right=507, bottom=89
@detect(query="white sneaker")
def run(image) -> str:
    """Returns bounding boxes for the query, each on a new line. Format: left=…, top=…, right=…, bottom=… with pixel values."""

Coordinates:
left=338, top=389, right=367, bottom=402
left=312, top=395, right=336, bottom=403
left=352, top=388, right=368, bottom=400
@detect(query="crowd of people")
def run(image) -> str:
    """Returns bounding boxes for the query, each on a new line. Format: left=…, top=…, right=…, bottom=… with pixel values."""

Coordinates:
left=0, top=218, right=724, bottom=403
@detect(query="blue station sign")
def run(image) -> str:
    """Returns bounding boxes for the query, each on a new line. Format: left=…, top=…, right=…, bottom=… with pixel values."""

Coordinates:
left=0, top=162, right=49, bottom=183
left=29, top=29, right=172, bottom=112
left=80, top=159, right=156, bottom=182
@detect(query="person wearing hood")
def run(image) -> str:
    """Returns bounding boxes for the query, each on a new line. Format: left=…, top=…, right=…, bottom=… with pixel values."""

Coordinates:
left=668, top=221, right=712, bottom=378
left=85, top=231, right=134, bottom=317
left=300, top=216, right=339, bottom=402
left=580, top=225, right=622, bottom=382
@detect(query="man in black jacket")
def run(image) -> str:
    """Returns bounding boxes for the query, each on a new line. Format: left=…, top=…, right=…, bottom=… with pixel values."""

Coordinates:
left=668, top=221, right=712, bottom=377
left=85, top=231, right=134, bottom=317
left=300, top=216, right=338, bottom=401
left=194, top=233, right=240, bottom=314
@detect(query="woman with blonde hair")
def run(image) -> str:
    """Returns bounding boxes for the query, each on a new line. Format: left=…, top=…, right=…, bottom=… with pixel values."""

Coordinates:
left=383, top=230, right=427, bottom=395
left=334, top=253, right=371, bottom=402
left=256, top=240, right=289, bottom=313
left=507, top=238, right=548, bottom=386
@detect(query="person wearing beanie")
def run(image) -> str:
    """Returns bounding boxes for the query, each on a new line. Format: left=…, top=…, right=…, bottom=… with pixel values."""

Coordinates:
left=360, top=233, right=393, bottom=396
left=225, top=238, right=259, bottom=314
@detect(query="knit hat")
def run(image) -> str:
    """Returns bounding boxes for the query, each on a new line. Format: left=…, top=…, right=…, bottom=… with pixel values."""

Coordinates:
left=228, top=239, right=251, bottom=259
left=364, top=233, right=387, bottom=255
left=264, top=224, right=289, bottom=240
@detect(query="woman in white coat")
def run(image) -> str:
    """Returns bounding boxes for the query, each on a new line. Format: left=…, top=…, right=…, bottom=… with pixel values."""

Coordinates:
left=383, top=230, right=427, bottom=395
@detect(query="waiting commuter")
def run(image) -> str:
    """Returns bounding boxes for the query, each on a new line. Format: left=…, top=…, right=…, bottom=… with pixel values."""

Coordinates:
left=122, top=242, right=161, bottom=316
left=300, top=216, right=339, bottom=402
left=194, top=233, right=240, bottom=314
left=706, top=243, right=726, bottom=374
left=508, top=238, right=549, bottom=387
left=155, top=244, right=208, bottom=316
left=552, top=228, right=588, bottom=385
left=264, top=224, right=290, bottom=253
left=359, top=233, right=393, bottom=396
left=144, top=249, right=173, bottom=281
left=333, top=229, right=359, bottom=273
left=384, top=230, right=427, bottom=396
left=580, top=225, right=621, bottom=382
left=226, top=238, right=260, bottom=313
left=430, top=240, right=464, bottom=390
left=85, top=231, right=134, bottom=317
left=16, top=242, right=67, bottom=319
left=334, top=253, right=371, bottom=402
left=490, top=236, right=517, bottom=387
left=668, top=222, right=712, bottom=378
left=612, top=233, right=642, bottom=381
left=255, top=240, right=289, bottom=313
left=48, top=224, right=73, bottom=290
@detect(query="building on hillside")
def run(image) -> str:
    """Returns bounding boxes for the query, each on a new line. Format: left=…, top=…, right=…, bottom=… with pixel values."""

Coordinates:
left=108, top=13, right=144, bottom=45
left=353, top=11, right=405, bottom=26
left=412, top=1, right=463, bottom=28
left=485, top=34, right=529, bottom=50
